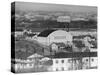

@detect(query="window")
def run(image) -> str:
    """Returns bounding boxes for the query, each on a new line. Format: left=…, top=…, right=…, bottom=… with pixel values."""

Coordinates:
left=30, top=64, right=32, bottom=66
left=68, top=59, right=71, bottom=63
left=56, top=60, right=58, bottom=64
left=86, top=59, right=88, bottom=62
left=62, top=67, right=64, bottom=71
left=92, top=59, right=94, bottom=62
left=62, top=60, right=64, bottom=63
left=56, top=68, right=58, bottom=71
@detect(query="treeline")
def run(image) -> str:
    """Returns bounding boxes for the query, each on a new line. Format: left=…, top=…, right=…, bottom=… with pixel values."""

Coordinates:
left=15, top=19, right=97, bottom=30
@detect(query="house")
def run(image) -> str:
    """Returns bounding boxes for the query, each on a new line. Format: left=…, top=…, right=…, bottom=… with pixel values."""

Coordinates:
left=13, top=53, right=44, bottom=72
left=25, top=33, right=36, bottom=40
left=51, top=58, right=73, bottom=71
left=47, top=52, right=73, bottom=71
left=50, top=43, right=58, bottom=51
left=13, top=59, right=34, bottom=72
left=82, top=51, right=97, bottom=69
left=50, top=42, right=71, bottom=52
left=37, top=29, right=73, bottom=46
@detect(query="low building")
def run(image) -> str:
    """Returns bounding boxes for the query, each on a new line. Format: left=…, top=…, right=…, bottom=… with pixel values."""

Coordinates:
left=12, top=59, right=35, bottom=72
left=12, top=53, right=44, bottom=72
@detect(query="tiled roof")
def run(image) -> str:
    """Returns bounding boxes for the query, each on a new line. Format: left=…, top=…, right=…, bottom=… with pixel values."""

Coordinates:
left=38, top=29, right=56, bottom=37
left=47, top=52, right=97, bottom=58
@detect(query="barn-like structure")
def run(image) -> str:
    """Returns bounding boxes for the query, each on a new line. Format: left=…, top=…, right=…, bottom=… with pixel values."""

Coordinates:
left=37, top=29, right=73, bottom=46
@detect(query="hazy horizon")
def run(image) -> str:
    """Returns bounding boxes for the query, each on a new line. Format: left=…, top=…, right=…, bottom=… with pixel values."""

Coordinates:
left=14, top=2, right=97, bottom=14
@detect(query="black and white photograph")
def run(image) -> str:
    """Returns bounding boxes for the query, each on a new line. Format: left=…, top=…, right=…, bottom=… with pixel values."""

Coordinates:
left=11, top=1, right=97, bottom=73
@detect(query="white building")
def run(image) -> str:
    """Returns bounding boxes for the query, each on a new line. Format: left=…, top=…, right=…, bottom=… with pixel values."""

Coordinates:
left=13, top=60, right=35, bottom=72
left=90, top=48, right=97, bottom=52
left=90, top=57, right=98, bottom=68
left=13, top=53, right=43, bottom=72
left=37, top=29, right=73, bottom=46
left=47, top=52, right=73, bottom=71
left=15, top=31, right=23, bottom=37
left=51, top=58, right=73, bottom=71
left=90, top=48, right=97, bottom=68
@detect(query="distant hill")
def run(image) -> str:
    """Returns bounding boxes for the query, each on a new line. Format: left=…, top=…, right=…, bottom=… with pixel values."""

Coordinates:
left=14, top=20, right=97, bottom=31
left=11, top=7, right=97, bottom=31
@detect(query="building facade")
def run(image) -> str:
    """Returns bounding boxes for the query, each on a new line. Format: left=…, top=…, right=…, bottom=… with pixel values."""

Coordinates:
left=37, top=29, right=73, bottom=46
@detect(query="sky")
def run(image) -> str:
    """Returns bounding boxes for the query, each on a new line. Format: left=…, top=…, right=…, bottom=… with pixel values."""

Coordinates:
left=15, top=1, right=97, bottom=13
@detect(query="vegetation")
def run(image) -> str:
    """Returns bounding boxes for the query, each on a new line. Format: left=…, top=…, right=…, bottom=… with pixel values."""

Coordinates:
left=14, top=40, right=43, bottom=59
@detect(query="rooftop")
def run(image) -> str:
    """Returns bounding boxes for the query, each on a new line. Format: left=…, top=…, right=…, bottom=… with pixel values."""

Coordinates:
left=47, top=52, right=97, bottom=58
left=38, top=29, right=56, bottom=37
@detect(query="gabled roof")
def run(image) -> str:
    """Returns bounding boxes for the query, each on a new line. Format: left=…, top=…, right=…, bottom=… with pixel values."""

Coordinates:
left=27, top=53, right=43, bottom=59
left=27, top=33, right=36, bottom=37
left=38, top=29, right=56, bottom=37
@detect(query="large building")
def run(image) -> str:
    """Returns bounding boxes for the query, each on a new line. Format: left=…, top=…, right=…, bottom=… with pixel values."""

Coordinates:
left=51, top=58, right=73, bottom=71
left=37, top=29, right=73, bottom=46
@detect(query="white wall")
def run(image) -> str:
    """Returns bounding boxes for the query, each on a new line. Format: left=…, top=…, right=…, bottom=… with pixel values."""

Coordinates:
left=52, top=58, right=73, bottom=71
left=82, top=57, right=90, bottom=69
left=90, top=57, right=98, bottom=67
left=48, top=30, right=73, bottom=45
